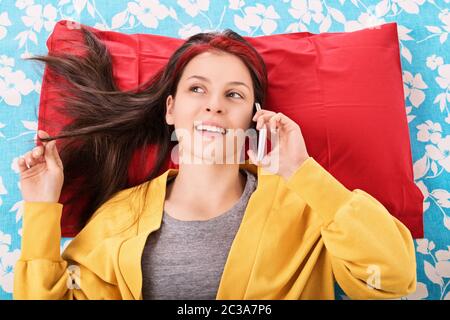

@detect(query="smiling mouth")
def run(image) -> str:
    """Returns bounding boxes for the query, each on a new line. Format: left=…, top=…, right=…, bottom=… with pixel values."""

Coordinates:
left=194, top=124, right=228, bottom=135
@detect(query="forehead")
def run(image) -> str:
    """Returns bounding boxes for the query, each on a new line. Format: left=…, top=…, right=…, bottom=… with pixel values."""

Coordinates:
left=180, top=51, right=253, bottom=86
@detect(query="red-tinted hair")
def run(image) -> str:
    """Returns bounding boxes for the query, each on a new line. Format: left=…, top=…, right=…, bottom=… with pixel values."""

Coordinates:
left=31, top=27, right=268, bottom=233
left=165, top=30, right=268, bottom=109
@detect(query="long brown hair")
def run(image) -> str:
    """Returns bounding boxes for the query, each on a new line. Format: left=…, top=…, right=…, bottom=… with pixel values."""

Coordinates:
left=27, top=25, right=268, bottom=234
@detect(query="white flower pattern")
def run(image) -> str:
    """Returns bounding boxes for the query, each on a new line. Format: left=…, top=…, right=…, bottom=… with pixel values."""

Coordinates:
left=0, top=231, right=20, bottom=294
left=0, top=12, right=12, bottom=40
left=0, top=67, right=34, bottom=106
left=177, top=0, right=209, bottom=18
left=234, top=4, right=280, bottom=35
left=289, top=0, right=325, bottom=25
left=427, top=54, right=444, bottom=70
left=21, top=4, right=57, bottom=32
left=403, top=71, right=428, bottom=108
left=127, top=0, right=169, bottom=29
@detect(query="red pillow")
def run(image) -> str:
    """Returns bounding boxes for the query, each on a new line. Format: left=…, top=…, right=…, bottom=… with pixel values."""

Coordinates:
left=38, top=20, right=423, bottom=238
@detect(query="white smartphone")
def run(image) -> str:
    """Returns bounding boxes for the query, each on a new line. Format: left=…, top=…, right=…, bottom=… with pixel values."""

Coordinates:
left=255, top=102, right=266, bottom=162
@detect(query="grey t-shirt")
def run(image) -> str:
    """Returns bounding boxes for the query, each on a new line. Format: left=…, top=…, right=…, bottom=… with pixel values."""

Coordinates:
left=141, top=169, right=257, bottom=300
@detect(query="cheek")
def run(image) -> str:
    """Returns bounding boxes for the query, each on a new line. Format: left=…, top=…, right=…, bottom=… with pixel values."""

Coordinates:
left=172, top=102, right=198, bottom=127
left=234, top=109, right=254, bottom=129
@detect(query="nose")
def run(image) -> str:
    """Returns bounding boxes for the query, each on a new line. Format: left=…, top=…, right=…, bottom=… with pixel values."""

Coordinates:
left=205, top=95, right=224, bottom=114
left=205, top=105, right=223, bottom=114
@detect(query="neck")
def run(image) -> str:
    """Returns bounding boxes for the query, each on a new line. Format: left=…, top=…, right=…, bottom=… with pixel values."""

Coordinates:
left=165, top=162, right=246, bottom=219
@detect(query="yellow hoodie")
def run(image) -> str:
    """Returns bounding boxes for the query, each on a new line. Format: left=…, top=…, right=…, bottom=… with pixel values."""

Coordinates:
left=13, top=156, right=417, bottom=300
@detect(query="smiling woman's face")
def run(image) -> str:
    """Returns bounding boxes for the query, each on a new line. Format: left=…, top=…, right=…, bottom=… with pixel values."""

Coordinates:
left=165, top=50, right=255, bottom=164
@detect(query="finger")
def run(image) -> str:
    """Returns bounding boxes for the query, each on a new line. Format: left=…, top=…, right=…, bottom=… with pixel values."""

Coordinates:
left=250, top=148, right=272, bottom=168
left=261, top=155, right=272, bottom=167
left=24, top=151, right=36, bottom=168
left=31, top=147, right=46, bottom=166
left=52, top=140, right=64, bottom=168
left=18, top=157, right=28, bottom=172
left=38, top=130, right=50, bottom=147
left=38, top=130, right=50, bottom=139
left=256, top=116, right=267, bottom=130
left=32, top=146, right=44, bottom=160
left=252, top=110, right=263, bottom=121
left=268, top=113, right=282, bottom=132
left=252, top=109, right=276, bottom=122
left=50, top=140, right=63, bottom=168
left=265, top=143, right=280, bottom=161
left=275, top=112, right=298, bottom=129
left=267, top=125, right=280, bottom=148
left=32, top=146, right=43, bottom=156
left=44, top=139, right=63, bottom=170
left=255, top=112, right=277, bottom=123
left=255, top=113, right=277, bottom=130
left=247, top=149, right=259, bottom=165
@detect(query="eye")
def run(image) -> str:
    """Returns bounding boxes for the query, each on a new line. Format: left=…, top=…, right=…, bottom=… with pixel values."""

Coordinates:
left=190, top=86, right=205, bottom=94
left=227, top=91, right=244, bottom=99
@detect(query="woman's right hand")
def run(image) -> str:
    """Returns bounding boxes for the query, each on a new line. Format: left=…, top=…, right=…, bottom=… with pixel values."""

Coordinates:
left=18, top=130, right=64, bottom=203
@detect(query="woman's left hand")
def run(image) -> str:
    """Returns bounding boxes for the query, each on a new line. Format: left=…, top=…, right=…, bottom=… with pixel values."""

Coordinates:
left=247, top=110, right=310, bottom=181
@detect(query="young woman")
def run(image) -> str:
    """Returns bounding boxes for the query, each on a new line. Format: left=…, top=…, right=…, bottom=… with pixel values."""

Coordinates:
left=14, top=27, right=416, bottom=300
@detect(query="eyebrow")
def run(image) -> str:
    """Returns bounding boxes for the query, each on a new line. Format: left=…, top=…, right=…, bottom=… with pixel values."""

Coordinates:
left=186, top=75, right=251, bottom=91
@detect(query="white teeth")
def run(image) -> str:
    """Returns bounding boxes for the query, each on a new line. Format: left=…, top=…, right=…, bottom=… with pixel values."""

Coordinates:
left=195, top=124, right=226, bottom=134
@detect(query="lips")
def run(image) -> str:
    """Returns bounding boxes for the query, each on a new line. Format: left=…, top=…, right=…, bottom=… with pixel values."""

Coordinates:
left=193, top=120, right=228, bottom=136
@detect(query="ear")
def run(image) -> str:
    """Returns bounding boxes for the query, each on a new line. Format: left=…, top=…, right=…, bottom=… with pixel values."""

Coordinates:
left=165, top=95, right=175, bottom=125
